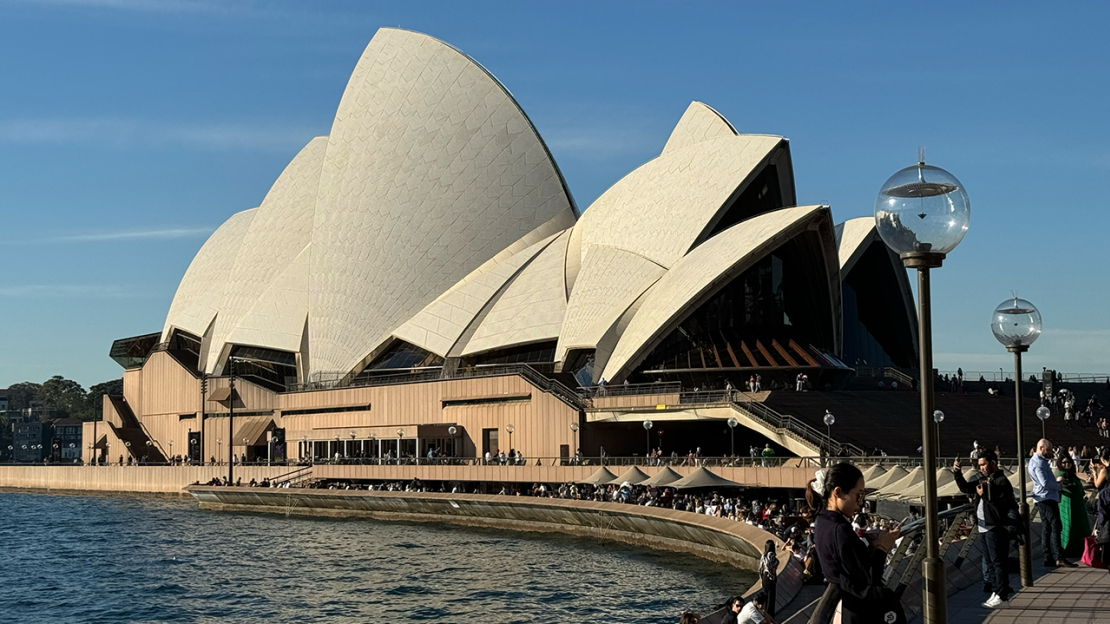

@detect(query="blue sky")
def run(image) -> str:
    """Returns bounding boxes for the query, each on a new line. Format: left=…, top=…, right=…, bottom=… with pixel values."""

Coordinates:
left=1, top=1, right=1107, bottom=389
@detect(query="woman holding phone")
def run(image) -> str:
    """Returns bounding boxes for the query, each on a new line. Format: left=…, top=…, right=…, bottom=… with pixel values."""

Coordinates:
left=808, top=463, right=903, bottom=623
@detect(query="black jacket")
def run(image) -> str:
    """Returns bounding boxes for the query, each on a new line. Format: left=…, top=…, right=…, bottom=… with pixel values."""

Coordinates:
left=954, top=467, right=1016, bottom=527
left=814, top=510, right=887, bottom=600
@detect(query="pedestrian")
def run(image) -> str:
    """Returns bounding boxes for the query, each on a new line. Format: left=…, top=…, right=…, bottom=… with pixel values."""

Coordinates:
left=1095, top=481, right=1110, bottom=577
left=808, top=463, right=904, bottom=623
left=737, top=591, right=768, bottom=624
left=761, top=444, right=774, bottom=467
left=1029, top=438, right=1076, bottom=568
left=952, top=451, right=1016, bottom=608
left=719, top=596, right=744, bottom=624
left=758, top=539, right=778, bottom=616
left=1056, top=455, right=1091, bottom=559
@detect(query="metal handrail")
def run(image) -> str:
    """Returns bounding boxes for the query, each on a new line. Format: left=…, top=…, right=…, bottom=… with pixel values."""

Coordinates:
left=580, top=382, right=682, bottom=398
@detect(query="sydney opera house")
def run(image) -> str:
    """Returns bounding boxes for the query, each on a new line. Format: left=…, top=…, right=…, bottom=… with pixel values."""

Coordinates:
left=90, top=28, right=917, bottom=465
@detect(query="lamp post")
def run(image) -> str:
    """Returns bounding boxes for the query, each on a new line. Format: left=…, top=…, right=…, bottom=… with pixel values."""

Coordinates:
left=570, top=422, right=579, bottom=461
left=333, top=434, right=340, bottom=462
left=506, top=424, right=515, bottom=454
left=727, top=417, right=739, bottom=458
left=642, top=420, right=653, bottom=459
left=823, top=411, right=835, bottom=460
left=397, top=428, right=404, bottom=464
left=169, top=440, right=174, bottom=463
left=350, top=431, right=357, bottom=460
left=1036, top=405, right=1050, bottom=439
left=216, top=438, right=222, bottom=465
left=875, top=154, right=970, bottom=624
left=301, top=435, right=309, bottom=464
left=227, top=357, right=236, bottom=484
left=991, top=295, right=1042, bottom=588
left=933, top=410, right=945, bottom=458
left=447, top=426, right=457, bottom=460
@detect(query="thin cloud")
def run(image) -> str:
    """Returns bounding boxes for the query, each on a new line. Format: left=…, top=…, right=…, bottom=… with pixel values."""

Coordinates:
left=1, top=227, right=215, bottom=245
left=0, top=118, right=322, bottom=152
left=0, top=284, right=147, bottom=298
left=47, top=227, right=215, bottom=243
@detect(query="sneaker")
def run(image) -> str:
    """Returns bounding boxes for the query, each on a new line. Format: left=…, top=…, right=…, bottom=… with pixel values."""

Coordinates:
left=1057, top=559, right=1078, bottom=568
left=982, top=593, right=1008, bottom=608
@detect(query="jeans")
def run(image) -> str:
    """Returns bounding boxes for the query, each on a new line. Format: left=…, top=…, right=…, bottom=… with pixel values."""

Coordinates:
left=983, top=528, right=1012, bottom=600
left=1037, top=500, right=1065, bottom=563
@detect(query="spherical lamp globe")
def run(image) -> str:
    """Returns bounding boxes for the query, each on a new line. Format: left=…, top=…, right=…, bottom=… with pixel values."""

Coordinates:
left=823, top=411, right=835, bottom=427
left=1036, top=406, right=1050, bottom=422
left=991, top=297, right=1042, bottom=351
left=933, top=409, right=945, bottom=423
left=875, top=159, right=970, bottom=262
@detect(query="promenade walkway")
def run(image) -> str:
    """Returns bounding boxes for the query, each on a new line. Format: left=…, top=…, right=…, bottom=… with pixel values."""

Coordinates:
left=944, top=564, right=1110, bottom=624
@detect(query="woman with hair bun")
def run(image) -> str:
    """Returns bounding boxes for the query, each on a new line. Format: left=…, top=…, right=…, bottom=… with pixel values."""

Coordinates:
left=809, top=462, right=904, bottom=624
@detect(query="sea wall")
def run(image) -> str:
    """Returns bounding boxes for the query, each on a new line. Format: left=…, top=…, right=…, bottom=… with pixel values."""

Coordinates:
left=0, top=463, right=816, bottom=495
left=189, top=486, right=803, bottom=610
left=0, top=465, right=290, bottom=495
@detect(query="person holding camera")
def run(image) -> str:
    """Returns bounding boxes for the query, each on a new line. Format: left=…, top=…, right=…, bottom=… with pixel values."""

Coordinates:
left=952, top=449, right=1017, bottom=608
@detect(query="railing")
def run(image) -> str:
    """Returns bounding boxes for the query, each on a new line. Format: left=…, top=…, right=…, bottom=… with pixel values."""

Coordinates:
left=780, top=503, right=975, bottom=624
left=271, top=465, right=313, bottom=486
left=288, top=364, right=587, bottom=410
left=729, top=395, right=866, bottom=457
left=580, top=382, right=682, bottom=398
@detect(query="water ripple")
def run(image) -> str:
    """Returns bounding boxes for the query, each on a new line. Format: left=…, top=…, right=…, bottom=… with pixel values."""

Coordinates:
left=0, top=492, right=751, bottom=623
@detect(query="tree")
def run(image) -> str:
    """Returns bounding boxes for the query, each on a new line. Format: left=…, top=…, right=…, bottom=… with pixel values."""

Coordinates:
left=86, top=379, right=123, bottom=419
left=38, top=376, right=88, bottom=420
left=6, top=382, right=41, bottom=411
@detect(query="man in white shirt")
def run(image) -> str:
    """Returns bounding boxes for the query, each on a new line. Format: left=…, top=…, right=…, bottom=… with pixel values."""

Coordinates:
left=1029, top=438, right=1074, bottom=568
left=737, top=592, right=767, bottom=624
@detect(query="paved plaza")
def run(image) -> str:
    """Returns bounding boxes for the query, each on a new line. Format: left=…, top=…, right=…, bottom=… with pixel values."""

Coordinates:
left=945, top=564, right=1110, bottom=624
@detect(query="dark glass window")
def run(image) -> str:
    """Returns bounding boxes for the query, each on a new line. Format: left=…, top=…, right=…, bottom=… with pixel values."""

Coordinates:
left=635, top=232, right=833, bottom=376
left=464, top=341, right=556, bottom=367
left=366, top=341, right=444, bottom=371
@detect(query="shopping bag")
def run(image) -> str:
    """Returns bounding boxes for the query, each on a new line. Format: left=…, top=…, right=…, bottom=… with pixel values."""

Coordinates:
left=1082, top=535, right=1106, bottom=569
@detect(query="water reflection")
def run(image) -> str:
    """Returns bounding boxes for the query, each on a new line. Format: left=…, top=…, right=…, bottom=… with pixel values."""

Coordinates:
left=0, top=493, right=752, bottom=623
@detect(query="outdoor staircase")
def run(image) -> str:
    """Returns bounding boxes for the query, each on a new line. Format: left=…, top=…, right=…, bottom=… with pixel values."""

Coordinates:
left=729, top=397, right=864, bottom=457
left=107, top=396, right=167, bottom=463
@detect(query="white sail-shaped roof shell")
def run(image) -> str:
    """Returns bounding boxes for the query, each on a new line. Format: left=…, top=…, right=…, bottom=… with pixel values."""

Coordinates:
left=307, top=28, right=577, bottom=377
left=661, top=101, right=739, bottom=155
left=162, top=207, right=257, bottom=343
left=602, top=205, right=842, bottom=382
left=392, top=231, right=564, bottom=357
left=461, top=229, right=572, bottom=356
left=203, top=136, right=327, bottom=373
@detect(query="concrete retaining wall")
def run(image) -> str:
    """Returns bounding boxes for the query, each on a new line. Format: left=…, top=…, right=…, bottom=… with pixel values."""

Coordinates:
left=0, top=465, right=291, bottom=495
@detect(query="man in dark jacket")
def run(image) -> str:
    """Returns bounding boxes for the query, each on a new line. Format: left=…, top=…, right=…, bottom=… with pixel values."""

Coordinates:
left=953, top=449, right=1017, bottom=608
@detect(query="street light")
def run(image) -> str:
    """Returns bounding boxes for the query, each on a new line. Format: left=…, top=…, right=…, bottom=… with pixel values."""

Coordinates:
left=1036, top=405, right=1050, bottom=439
left=447, top=426, right=457, bottom=459
left=301, top=435, right=309, bottom=463
left=642, top=420, right=653, bottom=458
left=933, top=410, right=945, bottom=458
left=823, top=411, right=835, bottom=459
left=992, top=295, right=1042, bottom=588
left=506, top=424, right=515, bottom=453
left=397, top=428, right=404, bottom=464
left=570, top=422, right=579, bottom=459
left=875, top=154, right=969, bottom=624
left=727, top=417, right=739, bottom=458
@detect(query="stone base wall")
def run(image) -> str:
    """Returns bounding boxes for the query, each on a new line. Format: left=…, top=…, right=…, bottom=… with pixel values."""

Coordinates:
left=0, top=466, right=292, bottom=495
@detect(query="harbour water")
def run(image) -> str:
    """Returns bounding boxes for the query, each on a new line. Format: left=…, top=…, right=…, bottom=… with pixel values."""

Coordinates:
left=0, top=492, right=752, bottom=623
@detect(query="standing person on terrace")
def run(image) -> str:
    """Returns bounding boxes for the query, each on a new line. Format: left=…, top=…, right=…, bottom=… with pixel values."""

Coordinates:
left=808, top=463, right=901, bottom=624
left=1055, top=454, right=1091, bottom=559
left=1029, top=438, right=1075, bottom=568
left=758, top=539, right=778, bottom=617
left=952, top=450, right=1016, bottom=608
